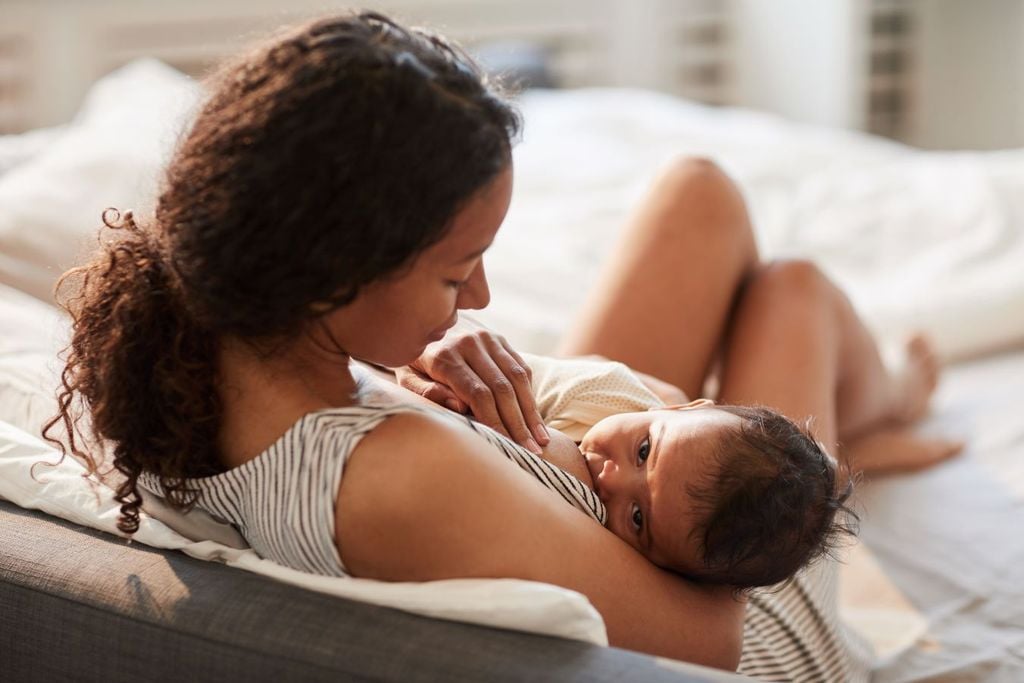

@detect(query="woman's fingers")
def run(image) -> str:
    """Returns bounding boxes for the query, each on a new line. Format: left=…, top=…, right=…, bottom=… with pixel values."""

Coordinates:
left=398, top=319, right=548, bottom=454
left=494, top=336, right=549, bottom=445
left=458, top=343, right=528, bottom=444
left=394, top=366, right=469, bottom=413
left=448, top=335, right=543, bottom=454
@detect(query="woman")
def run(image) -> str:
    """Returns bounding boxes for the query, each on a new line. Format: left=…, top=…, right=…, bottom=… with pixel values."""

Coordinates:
left=45, top=10, right=957, bottom=675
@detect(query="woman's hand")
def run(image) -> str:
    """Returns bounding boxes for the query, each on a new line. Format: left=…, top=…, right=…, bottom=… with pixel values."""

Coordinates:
left=394, top=317, right=550, bottom=454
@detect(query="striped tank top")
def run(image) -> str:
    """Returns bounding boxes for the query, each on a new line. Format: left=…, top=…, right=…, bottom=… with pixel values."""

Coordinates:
left=138, top=402, right=606, bottom=577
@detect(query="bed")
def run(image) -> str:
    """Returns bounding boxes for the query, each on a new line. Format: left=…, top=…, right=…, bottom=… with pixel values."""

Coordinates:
left=2, top=60, right=1022, bottom=681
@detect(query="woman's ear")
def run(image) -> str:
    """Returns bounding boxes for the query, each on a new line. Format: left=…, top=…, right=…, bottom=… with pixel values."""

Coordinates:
left=649, top=398, right=716, bottom=411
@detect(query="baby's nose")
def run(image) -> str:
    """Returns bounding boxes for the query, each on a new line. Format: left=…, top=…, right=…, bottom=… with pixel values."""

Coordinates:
left=595, top=459, right=628, bottom=499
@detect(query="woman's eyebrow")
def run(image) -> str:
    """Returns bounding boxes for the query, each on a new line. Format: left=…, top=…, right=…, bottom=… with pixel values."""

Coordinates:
left=452, top=242, right=492, bottom=265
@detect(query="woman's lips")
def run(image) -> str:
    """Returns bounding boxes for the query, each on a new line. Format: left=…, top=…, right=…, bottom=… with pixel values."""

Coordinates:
left=428, top=315, right=459, bottom=342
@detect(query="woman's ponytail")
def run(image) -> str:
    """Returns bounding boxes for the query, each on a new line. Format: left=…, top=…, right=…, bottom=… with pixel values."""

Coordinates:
left=43, top=209, right=222, bottom=535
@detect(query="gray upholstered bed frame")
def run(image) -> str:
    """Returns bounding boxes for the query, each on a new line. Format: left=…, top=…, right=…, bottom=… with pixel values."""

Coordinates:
left=0, top=501, right=745, bottom=682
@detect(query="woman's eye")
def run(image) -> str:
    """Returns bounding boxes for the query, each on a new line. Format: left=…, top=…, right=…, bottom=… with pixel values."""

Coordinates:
left=631, top=504, right=644, bottom=532
left=637, top=437, right=651, bottom=465
left=446, top=279, right=468, bottom=290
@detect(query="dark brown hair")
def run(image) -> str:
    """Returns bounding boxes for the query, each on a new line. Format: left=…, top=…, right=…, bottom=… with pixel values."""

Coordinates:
left=42, top=11, right=521, bottom=535
left=683, top=406, right=857, bottom=591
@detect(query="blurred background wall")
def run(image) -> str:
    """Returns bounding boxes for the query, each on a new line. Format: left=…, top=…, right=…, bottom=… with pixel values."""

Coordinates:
left=0, top=0, right=1021, bottom=150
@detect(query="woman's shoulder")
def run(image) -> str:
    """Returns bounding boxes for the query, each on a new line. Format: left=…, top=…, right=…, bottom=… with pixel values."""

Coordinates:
left=331, top=407, right=509, bottom=575
left=302, top=402, right=443, bottom=433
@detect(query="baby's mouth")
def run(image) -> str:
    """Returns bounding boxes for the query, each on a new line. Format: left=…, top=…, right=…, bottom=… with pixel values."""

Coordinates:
left=583, top=452, right=606, bottom=497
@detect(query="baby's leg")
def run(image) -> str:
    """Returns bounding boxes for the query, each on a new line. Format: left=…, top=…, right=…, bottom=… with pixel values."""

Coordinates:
left=557, top=157, right=759, bottom=400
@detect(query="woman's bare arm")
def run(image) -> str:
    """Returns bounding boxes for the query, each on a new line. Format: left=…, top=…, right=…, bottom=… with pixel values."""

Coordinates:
left=335, top=411, right=745, bottom=670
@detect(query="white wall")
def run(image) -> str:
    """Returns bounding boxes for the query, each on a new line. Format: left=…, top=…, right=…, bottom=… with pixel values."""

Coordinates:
left=909, top=0, right=1024, bottom=150
left=0, top=0, right=731, bottom=132
left=731, top=0, right=868, bottom=129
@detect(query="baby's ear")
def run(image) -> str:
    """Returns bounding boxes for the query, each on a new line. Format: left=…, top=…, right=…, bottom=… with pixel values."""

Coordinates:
left=649, top=398, right=716, bottom=412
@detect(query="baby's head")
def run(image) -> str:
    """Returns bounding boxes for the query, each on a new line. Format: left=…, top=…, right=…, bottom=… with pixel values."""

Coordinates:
left=580, top=400, right=855, bottom=589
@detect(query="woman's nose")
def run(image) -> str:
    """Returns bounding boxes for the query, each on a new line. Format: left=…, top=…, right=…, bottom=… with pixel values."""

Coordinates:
left=456, top=260, right=490, bottom=310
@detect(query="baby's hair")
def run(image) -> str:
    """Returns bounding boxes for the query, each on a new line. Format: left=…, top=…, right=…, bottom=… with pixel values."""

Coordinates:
left=684, top=405, right=857, bottom=591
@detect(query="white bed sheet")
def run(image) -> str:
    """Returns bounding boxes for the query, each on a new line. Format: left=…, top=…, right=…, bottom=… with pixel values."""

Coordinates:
left=844, top=349, right=1024, bottom=682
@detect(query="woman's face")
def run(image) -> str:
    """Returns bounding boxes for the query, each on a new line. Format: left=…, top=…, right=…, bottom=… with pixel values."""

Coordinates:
left=323, top=165, right=513, bottom=367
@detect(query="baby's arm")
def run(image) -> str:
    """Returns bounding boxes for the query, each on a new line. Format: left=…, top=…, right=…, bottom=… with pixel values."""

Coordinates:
left=630, top=369, right=689, bottom=405
left=561, top=352, right=688, bottom=406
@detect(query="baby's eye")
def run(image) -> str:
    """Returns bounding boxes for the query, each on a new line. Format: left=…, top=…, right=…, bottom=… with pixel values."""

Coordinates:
left=637, top=436, right=651, bottom=465
left=631, top=504, right=644, bottom=533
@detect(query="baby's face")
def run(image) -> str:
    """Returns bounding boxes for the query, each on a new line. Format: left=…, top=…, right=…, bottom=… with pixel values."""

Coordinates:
left=579, top=406, right=745, bottom=575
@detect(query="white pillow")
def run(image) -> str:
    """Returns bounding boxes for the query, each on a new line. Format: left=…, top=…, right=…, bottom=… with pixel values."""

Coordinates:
left=0, top=282, right=66, bottom=441
left=0, top=280, right=248, bottom=547
left=0, top=59, right=199, bottom=304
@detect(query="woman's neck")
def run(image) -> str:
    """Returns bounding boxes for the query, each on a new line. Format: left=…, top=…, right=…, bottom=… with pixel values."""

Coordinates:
left=216, top=335, right=358, bottom=468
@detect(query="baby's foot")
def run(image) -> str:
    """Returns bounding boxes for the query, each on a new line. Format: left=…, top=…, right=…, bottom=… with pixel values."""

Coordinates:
left=888, top=334, right=940, bottom=424
left=843, top=427, right=964, bottom=476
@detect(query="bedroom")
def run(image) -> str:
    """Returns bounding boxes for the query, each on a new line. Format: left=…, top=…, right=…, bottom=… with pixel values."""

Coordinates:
left=2, top=1, right=1022, bottom=681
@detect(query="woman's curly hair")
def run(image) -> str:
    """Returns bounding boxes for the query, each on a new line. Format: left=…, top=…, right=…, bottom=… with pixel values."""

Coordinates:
left=42, top=11, right=521, bottom=535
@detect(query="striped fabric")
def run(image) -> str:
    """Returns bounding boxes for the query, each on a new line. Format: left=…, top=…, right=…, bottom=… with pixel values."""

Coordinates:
left=738, top=534, right=872, bottom=682
left=455, top=408, right=607, bottom=526
left=138, top=403, right=605, bottom=576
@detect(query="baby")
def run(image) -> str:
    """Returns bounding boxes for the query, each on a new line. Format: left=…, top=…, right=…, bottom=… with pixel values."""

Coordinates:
left=522, top=352, right=853, bottom=590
